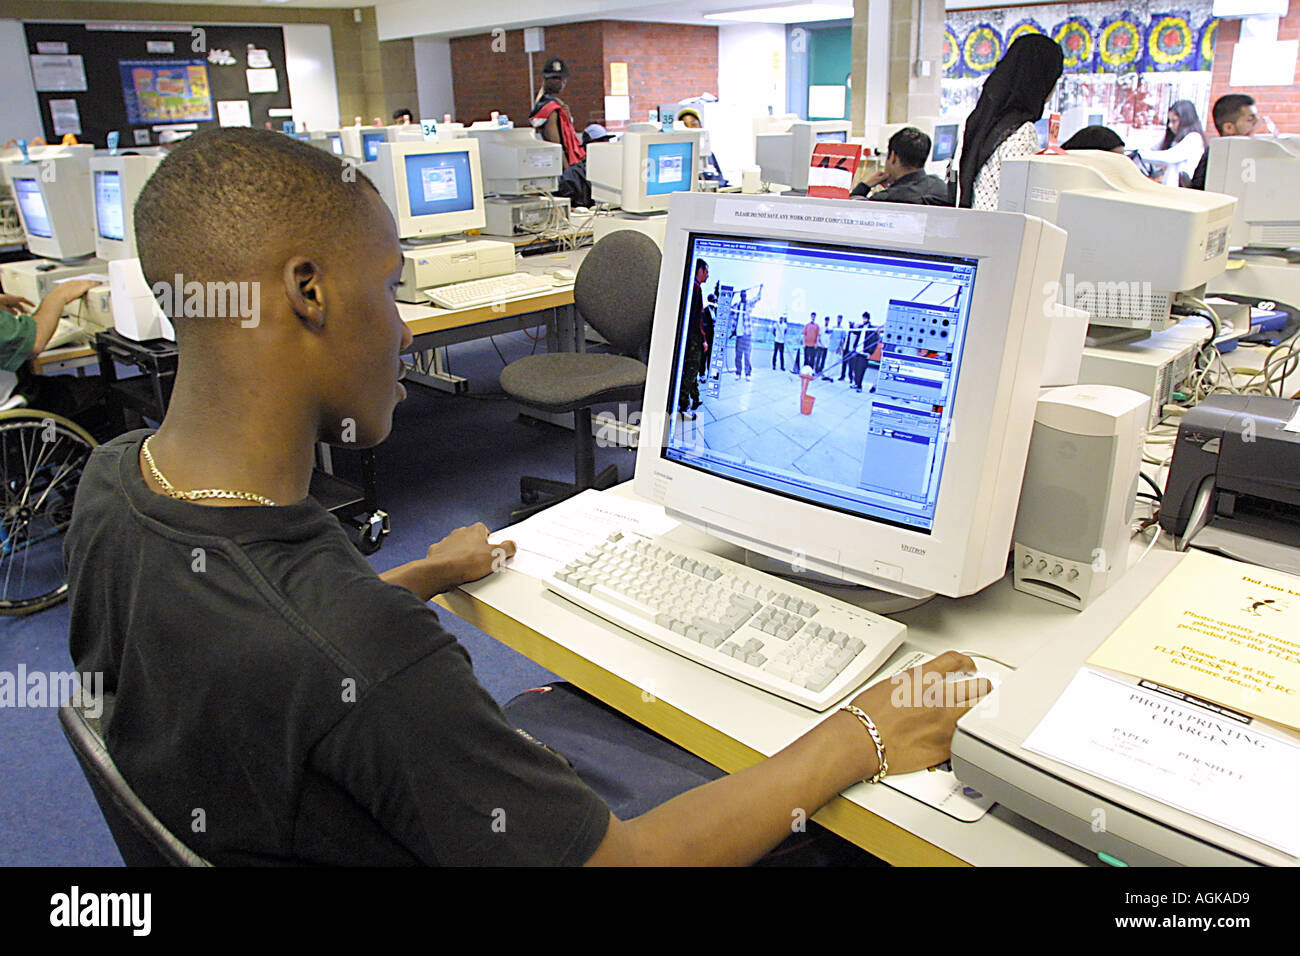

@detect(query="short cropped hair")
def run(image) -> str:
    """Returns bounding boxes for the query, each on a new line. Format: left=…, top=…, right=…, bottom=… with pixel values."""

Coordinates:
left=888, top=127, right=932, bottom=170
left=134, top=127, right=379, bottom=294
left=1212, top=94, right=1255, bottom=135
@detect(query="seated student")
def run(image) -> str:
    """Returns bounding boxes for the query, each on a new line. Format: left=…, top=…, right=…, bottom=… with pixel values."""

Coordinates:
left=1060, top=125, right=1125, bottom=153
left=1189, top=94, right=1259, bottom=190
left=64, top=128, right=988, bottom=866
left=851, top=127, right=950, bottom=205
left=0, top=280, right=102, bottom=417
left=677, top=108, right=728, bottom=186
left=392, top=108, right=414, bottom=125
left=1136, top=101, right=1206, bottom=187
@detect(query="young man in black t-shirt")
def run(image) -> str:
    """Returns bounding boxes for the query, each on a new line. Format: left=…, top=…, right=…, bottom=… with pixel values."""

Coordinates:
left=65, top=129, right=986, bottom=866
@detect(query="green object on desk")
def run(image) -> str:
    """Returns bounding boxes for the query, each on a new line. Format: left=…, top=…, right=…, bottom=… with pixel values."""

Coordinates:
left=1097, top=851, right=1128, bottom=867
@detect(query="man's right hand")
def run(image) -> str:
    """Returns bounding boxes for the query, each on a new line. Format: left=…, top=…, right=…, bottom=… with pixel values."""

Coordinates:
left=847, top=651, right=990, bottom=776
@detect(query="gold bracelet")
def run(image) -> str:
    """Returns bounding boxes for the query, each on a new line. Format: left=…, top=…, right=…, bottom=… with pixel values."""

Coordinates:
left=840, top=704, right=888, bottom=784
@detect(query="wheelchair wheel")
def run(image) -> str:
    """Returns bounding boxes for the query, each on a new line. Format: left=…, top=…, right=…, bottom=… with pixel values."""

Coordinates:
left=0, top=410, right=97, bottom=616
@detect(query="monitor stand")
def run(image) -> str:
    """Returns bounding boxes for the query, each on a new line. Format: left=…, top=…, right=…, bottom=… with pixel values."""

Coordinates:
left=741, top=550, right=934, bottom=614
left=402, top=233, right=469, bottom=249
left=1084, top=324, right=1155, bottom=348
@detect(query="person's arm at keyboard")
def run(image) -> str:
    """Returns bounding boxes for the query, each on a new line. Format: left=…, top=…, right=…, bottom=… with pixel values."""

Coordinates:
left=29, top=279, right=99, bottom=354
left=585, top=651, right=989, bottom=865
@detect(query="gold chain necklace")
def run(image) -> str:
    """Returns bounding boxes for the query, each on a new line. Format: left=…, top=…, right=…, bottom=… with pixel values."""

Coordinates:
left=141, top=435, right=278, bottom=507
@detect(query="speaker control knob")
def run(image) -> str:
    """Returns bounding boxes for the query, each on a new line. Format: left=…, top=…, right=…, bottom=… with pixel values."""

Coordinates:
left=1051, top=564, right=1063, bottom=577
left=1067, top=568, right=1079, bottom=581
left=1022, top=554, right=1034, bottom=567
left=1037, top=560, right=1048, bottom=572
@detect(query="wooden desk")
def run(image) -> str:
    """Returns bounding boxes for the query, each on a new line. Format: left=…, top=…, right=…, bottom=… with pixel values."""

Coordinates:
left=437, top=486, right=1094, bottom=867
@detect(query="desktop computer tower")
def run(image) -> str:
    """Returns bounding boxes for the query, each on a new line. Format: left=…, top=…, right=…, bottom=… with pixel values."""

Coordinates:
left=1013, top=384, right=1150, bottom=610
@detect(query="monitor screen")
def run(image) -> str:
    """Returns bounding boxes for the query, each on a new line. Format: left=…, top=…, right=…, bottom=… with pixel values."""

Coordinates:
left=329, top=135, right=343, bottom=156
left=931, top=124, right=958, bottom=163
left=403, top=150, right=475, bottom=216
left=13, top=178, right=52, bottom=239
left=362, top=130, right=386, bottom=162
left=645, top=140, right=694, bottom=196
left=663, top=233, right=978, bottom=533
left=94, top=170, right=126, bottom=242
left=815, top=130, right=848, bottom=144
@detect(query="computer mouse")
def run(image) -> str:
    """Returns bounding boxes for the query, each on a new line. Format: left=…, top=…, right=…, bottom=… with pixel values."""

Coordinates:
left=944, top=655, right=1009, bottom=690
left=547, top=268, right=577, bottom=283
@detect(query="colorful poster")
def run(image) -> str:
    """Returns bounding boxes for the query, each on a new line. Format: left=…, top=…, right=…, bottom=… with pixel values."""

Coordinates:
left=1147, top=12, right=1196, bottom=71
left=942, top=25, right=961, bottom=77
left=963, top=23, right=1004, bottom=75
left=119, top=59, right=214, bottom=125
left=1197, top=18, right=1219, bottom=70
left=1099, top=14, right=1145, bottom=72
left=1054, top=17, right=1097, bottom=72
left=1007, top=18, right=1048, bottom=46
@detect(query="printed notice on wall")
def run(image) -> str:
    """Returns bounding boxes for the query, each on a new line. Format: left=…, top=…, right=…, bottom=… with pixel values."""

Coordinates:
left=29, top=54, right=87, bottom=92
left=49, top=99, right=81, bottom=137
left=715, top=197, right=926, bottom=245
left=1088, top=549, right=1300, bottom=731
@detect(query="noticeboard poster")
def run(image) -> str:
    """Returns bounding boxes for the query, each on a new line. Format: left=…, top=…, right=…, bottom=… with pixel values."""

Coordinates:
left=119, top=59, right=214, bottom=124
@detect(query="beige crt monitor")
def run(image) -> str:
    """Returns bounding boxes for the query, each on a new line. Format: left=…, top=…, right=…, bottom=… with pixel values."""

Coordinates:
left=588, top=130, right=703, bottom=214
left=363, top=139, right=486, bottom=242
left=2, top=145, right=96, bottom=261
left=91, top=154, right=162, bottom=261
left=635, top=192, right=1067, bottom=600
left=999, top=151, right=1237, bottom=333
left=1204, top=134, right=1300, bottom=250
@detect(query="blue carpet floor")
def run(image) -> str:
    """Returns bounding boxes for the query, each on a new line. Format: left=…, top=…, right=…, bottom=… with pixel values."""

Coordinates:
left=0, top=330, right=641, bottom=866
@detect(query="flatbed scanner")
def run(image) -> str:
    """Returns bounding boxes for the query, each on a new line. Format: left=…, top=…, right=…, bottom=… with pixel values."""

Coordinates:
left=951, top=551, right=1299, bottom=866
left=1160, top=395, right=1300, bottom=574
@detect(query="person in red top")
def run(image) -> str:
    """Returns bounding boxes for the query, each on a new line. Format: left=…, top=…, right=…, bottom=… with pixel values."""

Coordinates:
left=530, top=57, right=585, bottom=168
left=801, top=314, right=821, bottom=373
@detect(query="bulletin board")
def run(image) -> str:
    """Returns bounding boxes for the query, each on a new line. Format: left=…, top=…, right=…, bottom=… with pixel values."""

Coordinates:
left=22, top=22, right=292, bottom=148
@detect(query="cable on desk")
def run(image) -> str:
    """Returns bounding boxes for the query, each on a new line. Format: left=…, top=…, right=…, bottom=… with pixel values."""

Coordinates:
left=1138, top=471, right=1164, bottom=501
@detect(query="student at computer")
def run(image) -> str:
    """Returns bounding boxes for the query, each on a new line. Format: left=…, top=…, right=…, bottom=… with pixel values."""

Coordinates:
left=1136, top=100, right=1206, bottom=187
left=392, top=108, right=414, bottom=125
left=64, top=129, right=989, bottom=866
left=956, top=34, right=1064, bottom=209
left=677, top=108, right=728, bottom=186
left=1060, top=125, right=1125, bottom=152
left=0, top=280, right=99, bottom=411
left=851, top=127, right=950, bottom=205
left=1188, top=94, right=1259, bottom=190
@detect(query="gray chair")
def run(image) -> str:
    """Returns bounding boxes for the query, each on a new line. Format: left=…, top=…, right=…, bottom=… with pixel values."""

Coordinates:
left=59, top=697, right=211, bottom=866
left=500, top=230, right=662, bottom=520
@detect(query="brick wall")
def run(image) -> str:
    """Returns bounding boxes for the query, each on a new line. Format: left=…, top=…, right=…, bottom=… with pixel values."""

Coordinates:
left=601, top=22, right=720, bottom=128
left=1211, top=14, right=1300, bottom=133
left=450, top=22, right=604, bottom=129
left=450, top=20, right=718, bottom=131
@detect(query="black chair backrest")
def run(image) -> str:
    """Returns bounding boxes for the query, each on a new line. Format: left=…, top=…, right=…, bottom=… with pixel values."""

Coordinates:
left=58, top=701, right=211, bottom=866
left=573, top=230, right=663, bottom=356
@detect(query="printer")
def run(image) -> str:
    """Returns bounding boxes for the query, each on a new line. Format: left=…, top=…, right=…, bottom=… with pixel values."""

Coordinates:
left=1159, top=395, right=1300, bottom=574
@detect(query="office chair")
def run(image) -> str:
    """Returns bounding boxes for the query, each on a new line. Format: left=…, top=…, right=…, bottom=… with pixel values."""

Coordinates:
left=58, top=698, right=211, bottom=866
left=500, top=230, right=662, bottom=520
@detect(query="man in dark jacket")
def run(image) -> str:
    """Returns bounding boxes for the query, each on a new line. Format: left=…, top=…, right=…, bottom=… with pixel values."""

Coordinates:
left=852, top=127, right=950, bottom=205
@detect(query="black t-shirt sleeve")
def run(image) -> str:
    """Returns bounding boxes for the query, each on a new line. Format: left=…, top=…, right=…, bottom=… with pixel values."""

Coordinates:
left=309, top=640, right=611, bottom=866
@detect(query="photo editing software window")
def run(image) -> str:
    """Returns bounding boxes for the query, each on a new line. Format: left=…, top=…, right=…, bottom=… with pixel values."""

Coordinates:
left=664, top=233, right=978, bottom=532
left=404, top=151, right=474, bottom=216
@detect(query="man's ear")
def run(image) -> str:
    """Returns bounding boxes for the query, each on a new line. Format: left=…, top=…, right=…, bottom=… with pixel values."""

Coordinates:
left=284, top=257, right=326, bottom=329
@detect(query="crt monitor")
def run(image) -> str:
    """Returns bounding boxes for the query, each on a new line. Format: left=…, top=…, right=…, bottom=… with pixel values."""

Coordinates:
left=1, top=145, right=95, bottom=261
left=635, top=191, right=1069, bottom=599
left=1202, top=134, right=1300, bottom=249
left=363, top=139, right=486, bottom=241
left=755, top=121, right=852, bottom=190
left=467, top=127, right=562, bottom=195
left=587, top=130, right=702, bottom=214
left=91, top=153, right=162, bottom=261
left=999, top=151, right=1237, bottom=331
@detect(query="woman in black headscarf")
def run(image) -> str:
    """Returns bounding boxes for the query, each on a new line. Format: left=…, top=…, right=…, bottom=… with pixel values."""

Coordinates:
left=1137, top=100, right=1206, bottom=186
left=956, top=34, right=1064, bottom=209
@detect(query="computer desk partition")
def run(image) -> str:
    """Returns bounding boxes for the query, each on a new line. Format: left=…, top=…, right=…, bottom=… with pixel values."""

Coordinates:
left=434, top=481, right=1153, bottom=867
